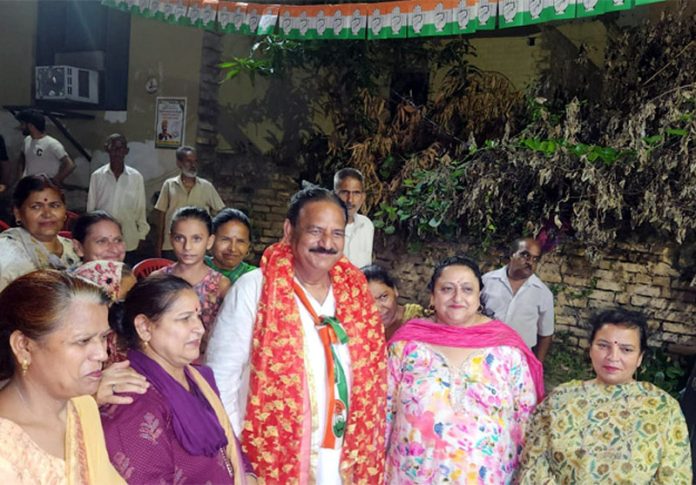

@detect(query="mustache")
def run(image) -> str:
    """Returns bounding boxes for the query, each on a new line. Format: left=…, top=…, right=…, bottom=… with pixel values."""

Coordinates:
left=309, top=247, right=339, bottom=255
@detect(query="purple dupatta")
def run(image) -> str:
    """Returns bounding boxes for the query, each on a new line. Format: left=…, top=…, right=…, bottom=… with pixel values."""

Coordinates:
left=127, top=349, right=228, bottom=457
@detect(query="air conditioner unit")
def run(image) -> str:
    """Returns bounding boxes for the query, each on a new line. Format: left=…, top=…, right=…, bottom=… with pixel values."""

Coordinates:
left=35, top=65, right=99, bottom=104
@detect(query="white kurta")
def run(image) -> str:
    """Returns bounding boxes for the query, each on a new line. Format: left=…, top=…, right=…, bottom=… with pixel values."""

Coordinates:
left=206, top=269, right=352, bottom=484
left=343, top=214, right=374, bottom=268
left=86, top=164, right=150, bottom=251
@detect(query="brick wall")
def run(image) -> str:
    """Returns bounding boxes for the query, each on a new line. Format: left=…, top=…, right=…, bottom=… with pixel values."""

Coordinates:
left=193, top=157, right=696, bottom=353
left=194, top=31, right=299, bottom=260
left=206, top=151, right=298, bottom=258
left=374, top=237, right=696, bottom=354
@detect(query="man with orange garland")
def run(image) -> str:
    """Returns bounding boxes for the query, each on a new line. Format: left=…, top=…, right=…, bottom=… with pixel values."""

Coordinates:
left=206, top=186, right=386, bottom=484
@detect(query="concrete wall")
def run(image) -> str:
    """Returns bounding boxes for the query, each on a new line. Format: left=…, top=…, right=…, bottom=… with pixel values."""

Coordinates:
left=0, top=1, right=38, bottom=165
left=0, top=3, right=204, bottom=211
left=0, top=0, right=669, bottom=209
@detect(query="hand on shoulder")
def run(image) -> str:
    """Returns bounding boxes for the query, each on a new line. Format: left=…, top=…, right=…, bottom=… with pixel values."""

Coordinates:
left=96, top=360, right=149, bottom=406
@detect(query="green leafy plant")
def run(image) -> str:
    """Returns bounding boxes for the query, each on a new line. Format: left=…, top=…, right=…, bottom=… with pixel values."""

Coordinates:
left=637, top=348, right=687, bottom=398
left=373, top=160, right=465, bottom=239
left=544, top=332, right=593, bottom=391
left=219, top=4, right=696, bottom=279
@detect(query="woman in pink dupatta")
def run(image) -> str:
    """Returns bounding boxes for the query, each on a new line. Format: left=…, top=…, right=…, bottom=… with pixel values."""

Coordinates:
left=386, top=255, right=544, bottom=485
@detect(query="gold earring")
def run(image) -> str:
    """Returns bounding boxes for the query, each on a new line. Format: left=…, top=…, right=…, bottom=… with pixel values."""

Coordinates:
left=21, top=359, right=29, bottom=376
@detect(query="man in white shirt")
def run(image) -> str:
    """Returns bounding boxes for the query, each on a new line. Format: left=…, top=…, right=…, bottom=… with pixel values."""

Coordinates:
left=16, top=109, right=75, bottom=185
left=482, top=238, right=555, bottom=362
left=153, top=146, right=225, bottom=258
left=86, top=134, right=150, bottom=264
left=333, top=168, right=374, bottom=268
left=206, top=186, right=386, bottom=484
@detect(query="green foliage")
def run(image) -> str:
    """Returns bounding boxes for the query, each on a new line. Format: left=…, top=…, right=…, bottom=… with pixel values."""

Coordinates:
left=547, top=283, right=566, bottom=298
left=373, top=161, right=465, bottom=239
left=219, top=5, right=696, bottom=279
left=219, top=35, right=304, bottom=82
left=519, top=137, right=632, bottom=166
left=218, top=35, right=510, bottom=191
left=544, top=332, right=594, bottom=390
left=637, top=348, right=688, bottom=398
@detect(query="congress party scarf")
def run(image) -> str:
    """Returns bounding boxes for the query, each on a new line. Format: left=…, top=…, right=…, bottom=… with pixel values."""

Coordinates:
left=242, top=241, right=386, bottom=484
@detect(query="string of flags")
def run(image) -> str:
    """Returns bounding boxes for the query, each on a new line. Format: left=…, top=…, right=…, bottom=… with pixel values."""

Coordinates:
left=102, top=0, right=664, bottom=39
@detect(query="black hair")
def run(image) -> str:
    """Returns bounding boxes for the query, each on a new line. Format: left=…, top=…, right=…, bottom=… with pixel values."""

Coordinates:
left=428, top=255, right=484, bottom=292
left=104, top=133, right=128, bottom=150
left=361, top=264, right=397, bottom=289
left=509, top=237, right=541, bottom=257
left=12, top=174, right=65, bottom=208
left=170, top=206, right=212, bottom=235
left=286, top=186, right=348, bottom=227
left=427, top=255, right=492, bottom=316
left=72, top=210, right=122, bottom=244
left=212, top=208, right=252, bottom=236
left=588, top=307, right=649, bottom=353
left=109, top=273, right=192, bottom=350
left=16, top=109, right=46, bottom=133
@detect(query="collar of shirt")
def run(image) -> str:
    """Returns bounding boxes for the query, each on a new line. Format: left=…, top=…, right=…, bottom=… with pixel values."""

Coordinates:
left=106, top=164, right=131, bottom=179
left=175, top=173, right=199, bottom=187
left=492, top=265, right=544, bottom=290
left=347, top=214, right=366, bottom=229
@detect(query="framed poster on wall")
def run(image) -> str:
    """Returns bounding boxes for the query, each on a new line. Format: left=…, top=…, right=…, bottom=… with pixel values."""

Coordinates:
left=155, top=97, right=186, bottom=149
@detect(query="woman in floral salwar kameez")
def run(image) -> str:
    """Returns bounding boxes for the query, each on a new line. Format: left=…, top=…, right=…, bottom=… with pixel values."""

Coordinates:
left=518, top=308, right=691, bottom=484
left=386, top=255, right=544, bottom=484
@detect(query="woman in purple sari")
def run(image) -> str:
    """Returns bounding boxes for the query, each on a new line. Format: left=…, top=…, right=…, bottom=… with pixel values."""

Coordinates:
left=386, top=255, right=545, bottom=484
left=101, top=273, right=256, bottom=484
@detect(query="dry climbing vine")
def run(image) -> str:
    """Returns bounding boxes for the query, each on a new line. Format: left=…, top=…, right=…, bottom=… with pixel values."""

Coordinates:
left=222, top=2, right=696, bottom=280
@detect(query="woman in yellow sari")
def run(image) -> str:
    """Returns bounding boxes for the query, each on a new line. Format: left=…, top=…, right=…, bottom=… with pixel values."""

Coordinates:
left=0, top=270, right=124, bottom=484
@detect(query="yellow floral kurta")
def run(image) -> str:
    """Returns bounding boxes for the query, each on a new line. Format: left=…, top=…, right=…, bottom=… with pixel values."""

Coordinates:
left=518, top=380, right=691, bottom=484
left=402, top=303, right=424, bottom=322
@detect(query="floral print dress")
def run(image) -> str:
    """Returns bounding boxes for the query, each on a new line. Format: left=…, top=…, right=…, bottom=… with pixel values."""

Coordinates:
left=518, top=380, right=691, bottom=484
left=386, top=341, right=537, bottom=484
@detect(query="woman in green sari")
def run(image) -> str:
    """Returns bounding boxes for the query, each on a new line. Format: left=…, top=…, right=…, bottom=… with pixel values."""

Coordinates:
left=205, top=208, right=255, bottom=284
